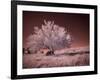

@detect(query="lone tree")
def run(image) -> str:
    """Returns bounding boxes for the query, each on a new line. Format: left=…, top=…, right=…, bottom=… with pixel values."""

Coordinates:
left=25, top=20, right=72, bottom=55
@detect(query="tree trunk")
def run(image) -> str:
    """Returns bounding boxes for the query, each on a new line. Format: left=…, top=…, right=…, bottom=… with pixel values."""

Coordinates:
left=46, top=50, right=54, bottom=56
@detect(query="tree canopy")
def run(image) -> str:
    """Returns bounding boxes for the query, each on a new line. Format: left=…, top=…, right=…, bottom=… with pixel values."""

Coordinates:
left=25, top=20, right=72, bottom=53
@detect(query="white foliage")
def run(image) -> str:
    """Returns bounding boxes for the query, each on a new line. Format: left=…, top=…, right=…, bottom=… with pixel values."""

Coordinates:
left=25, top=20, right=72, bottom=53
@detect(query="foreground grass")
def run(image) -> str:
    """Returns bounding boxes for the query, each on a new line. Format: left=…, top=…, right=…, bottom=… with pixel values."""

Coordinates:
left=23, top=52, right=89, bottom=68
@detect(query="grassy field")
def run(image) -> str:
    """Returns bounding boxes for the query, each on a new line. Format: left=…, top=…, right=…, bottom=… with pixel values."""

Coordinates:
left=23, top=47, right=89, bottom=68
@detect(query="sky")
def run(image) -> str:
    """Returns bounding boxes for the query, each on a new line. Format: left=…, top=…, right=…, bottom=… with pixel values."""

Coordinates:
left=23, top=11, right=89, bottom=48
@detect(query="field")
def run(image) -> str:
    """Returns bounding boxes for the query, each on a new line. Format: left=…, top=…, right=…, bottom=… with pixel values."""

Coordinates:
left=23, top=47, right=89, bottom=68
